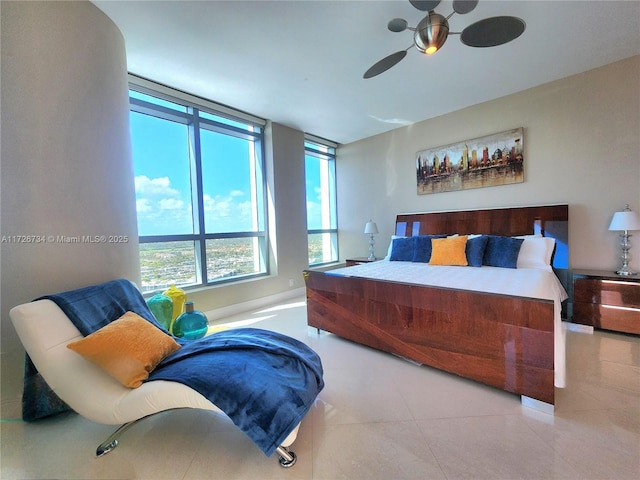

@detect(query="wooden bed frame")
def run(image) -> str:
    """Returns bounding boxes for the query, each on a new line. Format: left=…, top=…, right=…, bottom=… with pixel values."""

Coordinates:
left=304, top=205, right=569, bottom=407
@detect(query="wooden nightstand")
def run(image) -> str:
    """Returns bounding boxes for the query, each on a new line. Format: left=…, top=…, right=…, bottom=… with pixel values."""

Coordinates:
left=572, top=269, right=640, bottom=334
left=345, top=257, right=380, bottom=267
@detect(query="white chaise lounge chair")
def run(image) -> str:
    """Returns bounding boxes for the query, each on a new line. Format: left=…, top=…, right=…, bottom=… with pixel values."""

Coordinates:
left=10, top=297, right=301, bottom=467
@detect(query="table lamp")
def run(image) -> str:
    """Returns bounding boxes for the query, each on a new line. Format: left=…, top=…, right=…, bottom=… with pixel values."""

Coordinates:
left=364, top=221, right=379, bottom=261
left=608, top=204, right=640, bottom=276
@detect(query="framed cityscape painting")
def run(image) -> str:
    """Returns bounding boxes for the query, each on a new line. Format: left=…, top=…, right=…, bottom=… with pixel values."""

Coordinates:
left=416, top=128, right=524, bottom=195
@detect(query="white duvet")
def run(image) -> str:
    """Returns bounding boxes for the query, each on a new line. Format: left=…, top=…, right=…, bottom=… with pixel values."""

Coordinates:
left=328, top=261, right=568, bottom=388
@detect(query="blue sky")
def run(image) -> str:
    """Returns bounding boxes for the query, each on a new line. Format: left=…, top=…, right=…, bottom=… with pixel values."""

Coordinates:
left=305, top=156, right=324, bottom=230
left=131, top=112, right=192, bottom=235
left=131, top=110, right=325, bottom=235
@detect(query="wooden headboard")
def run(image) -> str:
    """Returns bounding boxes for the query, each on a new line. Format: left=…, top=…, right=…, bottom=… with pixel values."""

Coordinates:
left=395, top=204, right=570, bottom=297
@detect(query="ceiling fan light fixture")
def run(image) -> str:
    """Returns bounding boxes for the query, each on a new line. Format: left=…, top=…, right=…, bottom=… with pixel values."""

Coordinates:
left=414, top=12, right=449, bottom=55
left=363, top=0, right=526, bottom=79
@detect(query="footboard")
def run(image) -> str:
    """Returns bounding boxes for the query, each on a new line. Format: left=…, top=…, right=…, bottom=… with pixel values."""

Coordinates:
left=304, top=270, right=555, bottom=405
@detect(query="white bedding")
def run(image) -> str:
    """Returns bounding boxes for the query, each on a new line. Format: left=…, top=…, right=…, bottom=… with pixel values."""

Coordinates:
left=329, top=261, right=568, bottom=388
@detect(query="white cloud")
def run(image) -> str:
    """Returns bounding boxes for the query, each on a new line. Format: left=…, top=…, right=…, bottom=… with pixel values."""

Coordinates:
left=158, top=198, right=185, bottom=210
left=203, top=194, right=230, bottom=217
left=203, top=193, right=253, bottom=230
left=136, top=198, right=152, bottom=213
left=135, top=175, right=180, bottom=197
left=135, top=175, right=192, bottom=235
left=135, top=176, right=254, bottom=234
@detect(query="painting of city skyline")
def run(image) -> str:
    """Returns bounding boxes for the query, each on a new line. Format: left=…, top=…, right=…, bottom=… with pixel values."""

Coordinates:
left=416, top=128, right=524, bottom=195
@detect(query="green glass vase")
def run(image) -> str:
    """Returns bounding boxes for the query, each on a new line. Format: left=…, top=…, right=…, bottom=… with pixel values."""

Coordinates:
left=146, top=293, right=173, bottom=330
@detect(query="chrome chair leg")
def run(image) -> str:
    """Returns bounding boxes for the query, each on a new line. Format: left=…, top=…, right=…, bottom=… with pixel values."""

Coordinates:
left=275, top=445, right=297, bottom=468
left=96, top=420, right=142, bottom=457
left=96, top=410, right=299, bottom=469
left=95, top=410, right=177, bottom=457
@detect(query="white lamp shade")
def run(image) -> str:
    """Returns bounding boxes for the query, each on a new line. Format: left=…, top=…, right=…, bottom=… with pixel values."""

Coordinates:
left=609, top=210, right=640, bottom=231
left=364, top=222, right=379, bottom=234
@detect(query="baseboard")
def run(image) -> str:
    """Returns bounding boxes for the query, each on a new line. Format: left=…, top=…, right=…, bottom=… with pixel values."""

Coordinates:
left=565, top=322, right=594, bottom=334
left=521, top=395, right=554, bottom=415
left=204, top=287, right=306, bottom=322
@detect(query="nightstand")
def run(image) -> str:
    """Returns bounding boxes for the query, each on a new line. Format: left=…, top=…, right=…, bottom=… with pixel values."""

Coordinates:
left=572, top=269, right=640, bottom=334
left=345, top=257, right=380, bottom=267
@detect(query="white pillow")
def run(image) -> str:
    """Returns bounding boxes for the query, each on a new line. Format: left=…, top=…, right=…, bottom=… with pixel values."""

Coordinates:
left=515, top=234, right=543, bottom=238
left=516, top=236, right=555, bottom=269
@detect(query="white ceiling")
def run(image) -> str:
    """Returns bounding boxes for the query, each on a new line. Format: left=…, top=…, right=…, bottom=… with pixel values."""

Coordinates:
left=93, top=0, right=640, bottom=145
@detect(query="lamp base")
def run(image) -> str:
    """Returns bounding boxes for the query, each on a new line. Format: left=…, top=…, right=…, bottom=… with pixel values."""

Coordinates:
left=615, top=232, right=636, bottom=277
left=616, top=269, right=637, bottom=277
left=368, top=234, right=376, bottom=262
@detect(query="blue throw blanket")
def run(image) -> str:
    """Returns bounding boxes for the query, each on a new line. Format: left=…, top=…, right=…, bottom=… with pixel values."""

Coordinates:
left=30, top=279, right=324, bottom=456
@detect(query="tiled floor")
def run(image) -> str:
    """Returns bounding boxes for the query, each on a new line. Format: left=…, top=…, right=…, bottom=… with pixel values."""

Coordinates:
left=1, top=297, right=639, bottom=479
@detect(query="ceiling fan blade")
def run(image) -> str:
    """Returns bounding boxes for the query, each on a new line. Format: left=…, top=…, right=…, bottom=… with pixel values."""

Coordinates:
left=409, top=1, right=441, bottom=12
left=460, top=16, right=526, bottom=47
left=388, top=18, right=408, bottom=33
left=453, top=0, right=479, bottom=15
left=363, top=50, right=408, bottom=79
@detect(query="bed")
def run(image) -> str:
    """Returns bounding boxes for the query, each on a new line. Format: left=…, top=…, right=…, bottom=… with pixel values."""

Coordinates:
left=304, top=204, right=569, bottom=409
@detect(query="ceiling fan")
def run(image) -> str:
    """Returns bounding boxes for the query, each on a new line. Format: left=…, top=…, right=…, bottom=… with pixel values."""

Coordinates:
left=363, top=0, right=525, bottom=79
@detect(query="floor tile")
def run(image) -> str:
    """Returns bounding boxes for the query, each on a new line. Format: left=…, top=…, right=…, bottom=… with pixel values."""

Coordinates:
left=417, top=415, right=583, bottom=480
left=312, top=421, right=445, bottom=480
left=521, top=406, right=640, bottom=479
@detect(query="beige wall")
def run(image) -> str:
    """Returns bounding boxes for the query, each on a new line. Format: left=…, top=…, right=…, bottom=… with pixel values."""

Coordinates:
left=1, top=1, right=140, bottom=401
left=337, top=56, right=640, bottom=273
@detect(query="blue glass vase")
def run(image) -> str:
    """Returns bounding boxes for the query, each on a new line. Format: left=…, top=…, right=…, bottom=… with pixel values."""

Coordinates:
left=172, top=301, right=208, bottom=340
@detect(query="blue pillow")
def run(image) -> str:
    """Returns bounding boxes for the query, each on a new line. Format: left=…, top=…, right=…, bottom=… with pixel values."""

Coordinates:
left=412, top=235, right=446, bottom=263
left=465, top=235, right=489, bottom=267
left=389, top=236, right=415, bottom=261
left=483, top=235, right=525, bottom=268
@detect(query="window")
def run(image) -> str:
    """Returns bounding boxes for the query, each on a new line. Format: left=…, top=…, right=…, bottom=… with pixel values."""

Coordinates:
left=305, top=138, right=338, bottom=265
left=129, top=83, right=268, bottom=293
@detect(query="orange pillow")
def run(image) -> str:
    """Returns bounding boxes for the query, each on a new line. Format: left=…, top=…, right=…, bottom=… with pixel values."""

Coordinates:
left=429, top=235, right=469, bottom=266
left=67, top=311, right=180, bottom=388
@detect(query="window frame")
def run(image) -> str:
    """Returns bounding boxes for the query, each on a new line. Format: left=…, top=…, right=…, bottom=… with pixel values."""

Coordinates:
left=305, top=136, right=339, bottom=266
left=129, top=78, right=269, bottom=292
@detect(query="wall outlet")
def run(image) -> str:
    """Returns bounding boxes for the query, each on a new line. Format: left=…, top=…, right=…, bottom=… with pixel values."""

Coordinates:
left=289, top=278, right=294, bottom=287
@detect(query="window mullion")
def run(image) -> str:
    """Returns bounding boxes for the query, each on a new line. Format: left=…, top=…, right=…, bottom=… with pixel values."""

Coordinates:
left=190, top=109, right=207, bottom=285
